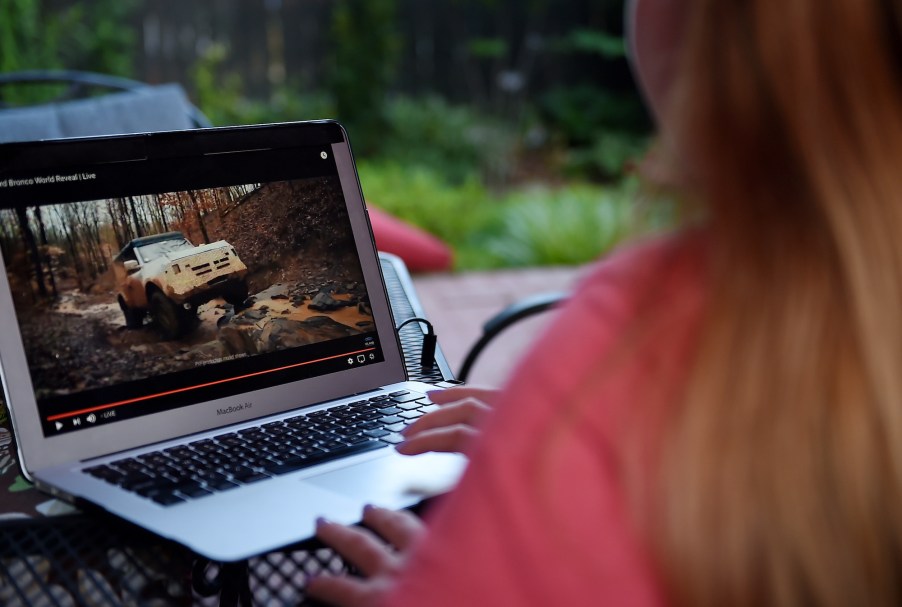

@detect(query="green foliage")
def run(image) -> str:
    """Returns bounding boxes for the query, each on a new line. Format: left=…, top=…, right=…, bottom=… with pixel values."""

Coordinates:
left=467, top=38, right=508, bottom=59
left=566, top=131, right=649, bottom=181
left=541, top=84, right=647, bottom=145
left=380, top=96, right=515, bottom=185
left=328, top=0, right=401, bottom=153
left=192, top=43, right=334, bottom=127
left=480, top=183, right=638, bottom=267
left=0, top=0, right=136, bottom=105
left=558, top=28, right=626, bottom=59
left=540, top=85, right=650, bottom=180
left=358, top=162, right=658, bottom=270
left=55, top=0, right=137, bottom=76
left=0, top=0, right=60, bottom=73
left=357, top=160, right=493, bottom=247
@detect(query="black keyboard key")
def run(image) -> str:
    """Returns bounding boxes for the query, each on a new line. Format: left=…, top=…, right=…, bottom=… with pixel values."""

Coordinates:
left=379, top=415, right=404, bottom=425
left=292, top=446, right=326, bottom=457
left=364, top=428, right=390, bottom=438
left=309, top=440, right=387, bottom=462
left=317, top=439, right=346, bottom=451
left=392, top=393, right=425, bottom=404
left=270, top=440, right=387, bottom=474
left=345, top=434, right=371, bottom=445
left=85, top=465, right=124, bottom=484
left=389, top=390, right=409, bottom=397
left=120, top=472, right=156, bottom=490
left=378, top=406, right=403, bottom=416
left=265, top=459, right=308, bottom=476
left=234, top=471, right=271, bottom=484
left=151, top=493, right=185, bottom=506
left=135, top=481, right=171, bottom=497
left=194, top=470, right=229, bottom=484
left=208, top=479, right=240, bottom=491
left=179, top=485, right=214, bottom=499
left=399, top=410, right=424, bottom=420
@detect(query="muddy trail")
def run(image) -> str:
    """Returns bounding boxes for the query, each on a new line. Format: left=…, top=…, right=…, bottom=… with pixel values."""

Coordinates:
left=19, top=265, right=373, bottom=400
left=10, top=175, right=373, bottom=401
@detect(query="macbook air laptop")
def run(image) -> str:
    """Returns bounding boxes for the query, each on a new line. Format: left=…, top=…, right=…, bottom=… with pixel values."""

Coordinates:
left=0, top=121, right=465, bottom=561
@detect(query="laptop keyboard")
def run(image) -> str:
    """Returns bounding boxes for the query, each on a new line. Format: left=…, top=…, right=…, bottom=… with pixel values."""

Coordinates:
left=83, top=390, right=439, bottom=507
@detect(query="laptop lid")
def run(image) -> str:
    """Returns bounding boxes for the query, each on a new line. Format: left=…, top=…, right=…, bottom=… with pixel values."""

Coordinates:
left=0, top=121, right=409, bottom=475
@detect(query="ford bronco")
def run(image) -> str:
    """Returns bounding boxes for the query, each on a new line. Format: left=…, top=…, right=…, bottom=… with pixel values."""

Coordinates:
left=113, top=232, right=249, bottom=339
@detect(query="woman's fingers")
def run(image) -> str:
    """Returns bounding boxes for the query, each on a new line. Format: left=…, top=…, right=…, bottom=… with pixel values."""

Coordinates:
left=403, top=398, right=491, bottom=436
left=315, top=518, right=399, bottom=577
left=396, top=424, right=480, bottom=455
left=396, top=395, right=492, bottom=455
left=309, top=508, right=425, bottom=607
left=305, top=574, right=377, bottom=607
left=361, top=505, right=425, bottom=550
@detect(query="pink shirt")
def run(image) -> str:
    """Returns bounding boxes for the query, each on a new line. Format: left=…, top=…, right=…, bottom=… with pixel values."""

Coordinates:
left=385, top=233, right=707, bottom=606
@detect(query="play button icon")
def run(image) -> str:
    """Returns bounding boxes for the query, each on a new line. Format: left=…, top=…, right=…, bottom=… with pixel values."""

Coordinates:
left=55, top=421, right=63, bottom=431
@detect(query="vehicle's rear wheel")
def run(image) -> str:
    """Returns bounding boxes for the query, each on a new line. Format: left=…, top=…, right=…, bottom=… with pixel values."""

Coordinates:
left=149, top=291, right=193, bottom=340
left=118, top=297, right=144, bottom=329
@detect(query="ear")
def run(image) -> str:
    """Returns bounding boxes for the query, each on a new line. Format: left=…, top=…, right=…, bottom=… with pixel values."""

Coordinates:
left=626, top=0, right=687, bottom=127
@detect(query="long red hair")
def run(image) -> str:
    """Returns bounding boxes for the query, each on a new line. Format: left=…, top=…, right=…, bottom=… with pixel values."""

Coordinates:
left=649, top=0, right=902, bottom=604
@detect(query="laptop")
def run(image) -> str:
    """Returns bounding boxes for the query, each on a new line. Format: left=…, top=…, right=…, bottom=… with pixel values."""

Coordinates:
left=0, top=121, right=465, bottom=562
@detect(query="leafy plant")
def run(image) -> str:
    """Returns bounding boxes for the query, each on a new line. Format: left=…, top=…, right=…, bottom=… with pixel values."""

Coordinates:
left=558, top=28, right=626, bottom=59
left=379, top=96, right=515, bottom=185
left=192, top=43, right=334, bottom=127
left=0, top=0, right=136, bottom=105
left=467, top=37, right=508, bottom=59
left=539, top=84, right=650, bottom=180
left=358, top=162, right=664, bottom=271
left=480, top=183, right=638, bottom=267
left=565, top=131, right=649, bottom=181
left=328, top=0, right=401, bottom=154
left=357, top=160, right=494, bottom=245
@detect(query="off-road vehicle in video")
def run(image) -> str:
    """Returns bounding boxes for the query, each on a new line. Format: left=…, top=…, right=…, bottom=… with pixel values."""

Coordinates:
left=113, top=232, right=249, bottom=339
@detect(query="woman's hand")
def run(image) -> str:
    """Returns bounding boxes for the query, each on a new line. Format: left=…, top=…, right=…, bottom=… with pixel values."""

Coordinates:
left=305, top=505, right=424, bottom=607
left=395, top=386, right=497, bottom=456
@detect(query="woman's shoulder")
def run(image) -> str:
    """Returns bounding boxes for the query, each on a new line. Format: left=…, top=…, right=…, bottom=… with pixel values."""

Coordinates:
left=547, top=229, right=707, bottom=342
left=579, top=229, right=707, bottom=299
left=495, top=229, right=707, bottom=422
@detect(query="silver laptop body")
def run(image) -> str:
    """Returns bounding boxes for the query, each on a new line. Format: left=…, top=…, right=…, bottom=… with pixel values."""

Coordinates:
left=0, top=122, right=464, bottom=561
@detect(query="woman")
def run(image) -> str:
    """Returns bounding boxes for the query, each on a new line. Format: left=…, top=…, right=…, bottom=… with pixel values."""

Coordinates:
left=308, top=0, right=902, bottom=604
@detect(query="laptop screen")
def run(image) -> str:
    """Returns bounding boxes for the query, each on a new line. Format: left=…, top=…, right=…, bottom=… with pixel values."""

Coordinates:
left=0, top=132, right=388, bottom=438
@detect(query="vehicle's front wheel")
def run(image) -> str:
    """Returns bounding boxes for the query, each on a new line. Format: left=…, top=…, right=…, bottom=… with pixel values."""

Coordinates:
left=149, top=291, right=193, bottom=340
left=223, top=281, right=249, bottom=307
left=118, top=296, right=144, bottom=329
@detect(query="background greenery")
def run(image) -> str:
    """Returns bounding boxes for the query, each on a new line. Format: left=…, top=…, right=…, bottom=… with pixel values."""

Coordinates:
left=0, top=0, right=665, bottom=271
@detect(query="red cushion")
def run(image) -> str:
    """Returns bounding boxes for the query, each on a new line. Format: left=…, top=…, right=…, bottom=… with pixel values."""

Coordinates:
left=369, top=206, right=453, bottom=272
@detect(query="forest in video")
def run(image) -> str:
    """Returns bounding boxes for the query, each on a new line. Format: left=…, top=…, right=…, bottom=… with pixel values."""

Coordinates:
left=0, top=176, right=373, bottom=400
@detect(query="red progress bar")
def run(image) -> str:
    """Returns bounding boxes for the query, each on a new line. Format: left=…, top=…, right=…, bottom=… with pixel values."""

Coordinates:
left=46, top=347, right=377, bottom=422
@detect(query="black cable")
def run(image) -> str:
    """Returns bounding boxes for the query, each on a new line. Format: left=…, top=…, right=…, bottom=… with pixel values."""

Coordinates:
left=396, top=317, right=436, bottom=369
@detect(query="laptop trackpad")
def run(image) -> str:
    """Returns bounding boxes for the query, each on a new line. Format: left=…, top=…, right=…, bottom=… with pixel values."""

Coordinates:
left=305, top=452, right=466, bottom=505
